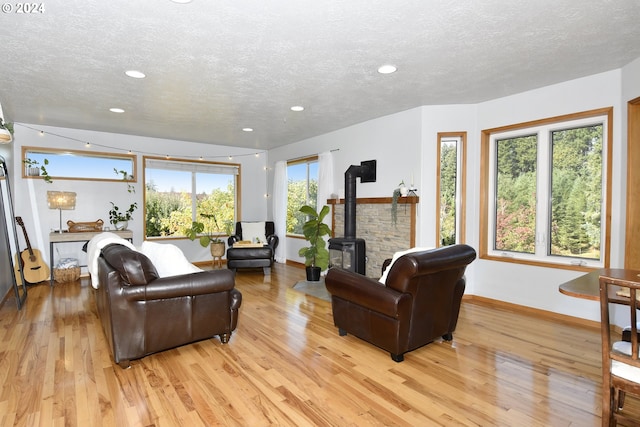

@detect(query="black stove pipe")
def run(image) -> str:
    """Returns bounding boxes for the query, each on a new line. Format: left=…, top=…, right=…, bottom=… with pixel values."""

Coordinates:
left=343, top=160, right=376, bottom=239
left=344, top=165, right=359, bottom=239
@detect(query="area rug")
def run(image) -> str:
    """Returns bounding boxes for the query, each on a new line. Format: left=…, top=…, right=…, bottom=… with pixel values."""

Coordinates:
left=292, top=279, right=331, bottom=302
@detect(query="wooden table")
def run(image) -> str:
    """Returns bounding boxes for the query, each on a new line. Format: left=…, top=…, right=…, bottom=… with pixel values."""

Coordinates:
left=559, top=268, right=640, bottom=304
left=49, top=230, right=133, bottom=285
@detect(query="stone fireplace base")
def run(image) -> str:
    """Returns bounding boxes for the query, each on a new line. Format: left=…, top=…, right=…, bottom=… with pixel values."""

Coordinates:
left=328, top=196, right=418, bottom=278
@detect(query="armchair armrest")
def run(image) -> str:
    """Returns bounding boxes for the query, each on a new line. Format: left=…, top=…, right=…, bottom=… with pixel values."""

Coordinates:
left=266, top=234, right=279, bottom=251
left=325, top=268, right=412, bottom=318
left=124, top=269, right=236, bottom=301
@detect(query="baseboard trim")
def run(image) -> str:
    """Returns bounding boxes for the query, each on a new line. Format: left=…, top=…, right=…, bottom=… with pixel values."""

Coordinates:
left=463, top=294, right=599, bottom=330
left=286, top=260, right=305, bottom=269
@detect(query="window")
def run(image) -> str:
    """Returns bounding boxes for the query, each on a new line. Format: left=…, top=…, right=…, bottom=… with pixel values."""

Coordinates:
left=480, top=108, right=612, bottom=269
left=23, top=147, right=135, bottom=181
left=437, top=132, right=466, bottom=246
left=144, top=157, right=239, bottom=238
left=287, top=157, right=318, bottom=235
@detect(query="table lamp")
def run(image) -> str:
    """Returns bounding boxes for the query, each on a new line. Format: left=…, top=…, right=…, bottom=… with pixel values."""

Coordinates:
left=47, top=191, right=76, bottom=233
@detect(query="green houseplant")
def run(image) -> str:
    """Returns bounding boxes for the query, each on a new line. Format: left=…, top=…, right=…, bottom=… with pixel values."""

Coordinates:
left=184, top=213, right=224, bottom=247
left=391, top=180, right=407, bottom=227
left=298, top=204, right=331, bottom=281
left=108, top=169, right=137, bottom=230
left=184, top=213, right=226, bottom=267
left=109, top=202, right=137, bottom=230
left=23, top=158, right=53, bottom=183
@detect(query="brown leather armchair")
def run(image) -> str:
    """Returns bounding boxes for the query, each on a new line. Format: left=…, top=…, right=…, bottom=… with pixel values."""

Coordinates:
left=226, top=221, right=279, bottom=274
left=325, top=244, right=476, bottom=362
left=96, top=243, right=242, bottom=368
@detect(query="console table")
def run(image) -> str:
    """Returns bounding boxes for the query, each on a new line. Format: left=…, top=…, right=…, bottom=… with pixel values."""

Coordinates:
left=49, top=230, right=133, bottom=285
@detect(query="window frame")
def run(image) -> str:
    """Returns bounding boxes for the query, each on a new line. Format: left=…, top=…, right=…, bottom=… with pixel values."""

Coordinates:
left=479, top=107, right=613, bottom=271
left=286, top=156, right=318, bottom=238
left=22, top=146, right=136, bottom=182
left=436, top=132, right=467, bottom=247
left=143, top=156, right=241, bottom=240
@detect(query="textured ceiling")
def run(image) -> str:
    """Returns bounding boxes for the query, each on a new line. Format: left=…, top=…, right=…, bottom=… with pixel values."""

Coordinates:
left=1, top=0, right=639, bottom=150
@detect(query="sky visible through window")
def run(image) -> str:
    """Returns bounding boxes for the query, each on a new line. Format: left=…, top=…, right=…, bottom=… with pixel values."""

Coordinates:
left=288, top=162, right=318, bottom=181
left=27, top=152, right=133, bottom=180
left=146, top=169, right=233, bottom=193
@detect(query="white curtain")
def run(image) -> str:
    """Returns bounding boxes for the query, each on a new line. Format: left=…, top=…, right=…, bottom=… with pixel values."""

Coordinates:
left=272, top=161, right=287, bottom=263
left=317, top=151, right=334, bottom=216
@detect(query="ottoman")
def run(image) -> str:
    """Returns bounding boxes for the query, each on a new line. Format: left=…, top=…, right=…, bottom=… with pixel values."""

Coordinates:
left=227, top=246, right=274, bottom=275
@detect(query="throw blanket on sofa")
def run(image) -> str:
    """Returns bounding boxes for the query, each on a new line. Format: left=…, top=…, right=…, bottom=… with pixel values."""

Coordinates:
left=138, top=241, right=202, bottom=278
left=87, top=232, right=136, bottom=289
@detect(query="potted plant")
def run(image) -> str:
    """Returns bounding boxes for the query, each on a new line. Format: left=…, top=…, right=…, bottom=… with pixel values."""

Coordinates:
left=109, top=202, right=137, bottom=230
left=298, top=204, right=331, bottom=281
left=391, top=180, right=407, bottom=227
left=0, top=118, right=13, bottom=143
left=184, top=213, right=226, bottom=260
left=23, top=158, right=53, bottom=183
left=108, top=168, right=137, bottom=230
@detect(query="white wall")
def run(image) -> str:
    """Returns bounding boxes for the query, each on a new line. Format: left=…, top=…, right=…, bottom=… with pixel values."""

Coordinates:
left=471, top=69, right=625, bottom=321
left=268, top=63, right=639, bottom=322
left=268, top=107, right=423, bottom=263
left=12, top=124, right=268, bottom=266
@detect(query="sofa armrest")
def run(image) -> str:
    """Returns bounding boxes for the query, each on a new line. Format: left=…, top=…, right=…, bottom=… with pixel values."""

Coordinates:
left=325, top=268, right=411, bottom=318
left=228, top=234, right=240, bottom=246
left=124, top=269, right=236, bottom=301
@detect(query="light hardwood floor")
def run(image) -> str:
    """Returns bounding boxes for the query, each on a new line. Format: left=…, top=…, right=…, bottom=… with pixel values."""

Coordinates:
left=0, top=263, right=638, bottom=426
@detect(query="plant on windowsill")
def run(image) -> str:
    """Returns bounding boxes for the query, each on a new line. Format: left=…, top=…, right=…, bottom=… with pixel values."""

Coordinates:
left=298, top=204, right=331, bottom=281
left=23, top=158, right=53, bottom=183
left=108, top=168, right=137, bottom=230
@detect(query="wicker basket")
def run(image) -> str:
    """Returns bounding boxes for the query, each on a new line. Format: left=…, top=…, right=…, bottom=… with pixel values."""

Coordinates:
left=54, top=267, right=81, bottom=283
left=67, top=219, right=104, bottom=233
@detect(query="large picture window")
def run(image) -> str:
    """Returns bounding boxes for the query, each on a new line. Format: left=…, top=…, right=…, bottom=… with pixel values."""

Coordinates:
left=481, top=108, right=612, bottom=269
left=144, top=157, right=239, bottom=239
left=287, top=157, right=318, bottom=235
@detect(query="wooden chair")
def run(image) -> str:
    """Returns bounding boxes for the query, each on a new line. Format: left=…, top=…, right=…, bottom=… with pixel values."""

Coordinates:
left=599, top=269, right=640, bottom=426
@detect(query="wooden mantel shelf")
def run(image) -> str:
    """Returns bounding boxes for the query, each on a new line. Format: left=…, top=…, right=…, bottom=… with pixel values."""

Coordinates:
left=327, top=196, right=419, bottom=205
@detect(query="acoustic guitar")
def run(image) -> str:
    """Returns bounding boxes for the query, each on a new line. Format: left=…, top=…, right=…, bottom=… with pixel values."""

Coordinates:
left=14, top=216, right=50, bottom=284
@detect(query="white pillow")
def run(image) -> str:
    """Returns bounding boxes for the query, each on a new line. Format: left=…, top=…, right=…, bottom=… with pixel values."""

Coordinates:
left=378, top=247, right=434, bottom=285
left=138, top=241, right=202, bottom=278
left=242, top=221, right=267, bottom=244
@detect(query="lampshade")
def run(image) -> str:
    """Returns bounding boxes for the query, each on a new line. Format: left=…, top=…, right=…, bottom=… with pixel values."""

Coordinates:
left=47, top=191, right=76, bottom=233
left=47, top=191, right=77, bottom=210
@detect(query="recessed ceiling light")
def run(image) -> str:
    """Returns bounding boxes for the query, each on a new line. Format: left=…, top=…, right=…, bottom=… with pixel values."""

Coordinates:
left=291, top=106, right=304, bottom=112
left=242, top=127, right=253, bottom=132
left=125, top=70, right=146, bottom=79
left=170, top=0, right=192, bottom=3
left=110, top=108, right=125, bottom=113
left=377, top=64, right=397, bottom=74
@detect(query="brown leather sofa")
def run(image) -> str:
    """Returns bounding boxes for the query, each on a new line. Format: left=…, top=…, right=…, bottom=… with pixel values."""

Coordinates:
left=325, top=244, right=476, bottom=362
left=96, top=243, right=242, bottom=368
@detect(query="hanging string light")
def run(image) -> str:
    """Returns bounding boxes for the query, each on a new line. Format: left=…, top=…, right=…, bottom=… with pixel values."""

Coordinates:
left=15, top=123, right=266, bottom=161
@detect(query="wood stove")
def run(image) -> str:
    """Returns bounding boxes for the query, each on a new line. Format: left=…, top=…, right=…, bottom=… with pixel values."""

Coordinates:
left=329, top=160, right=376, bottom=275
